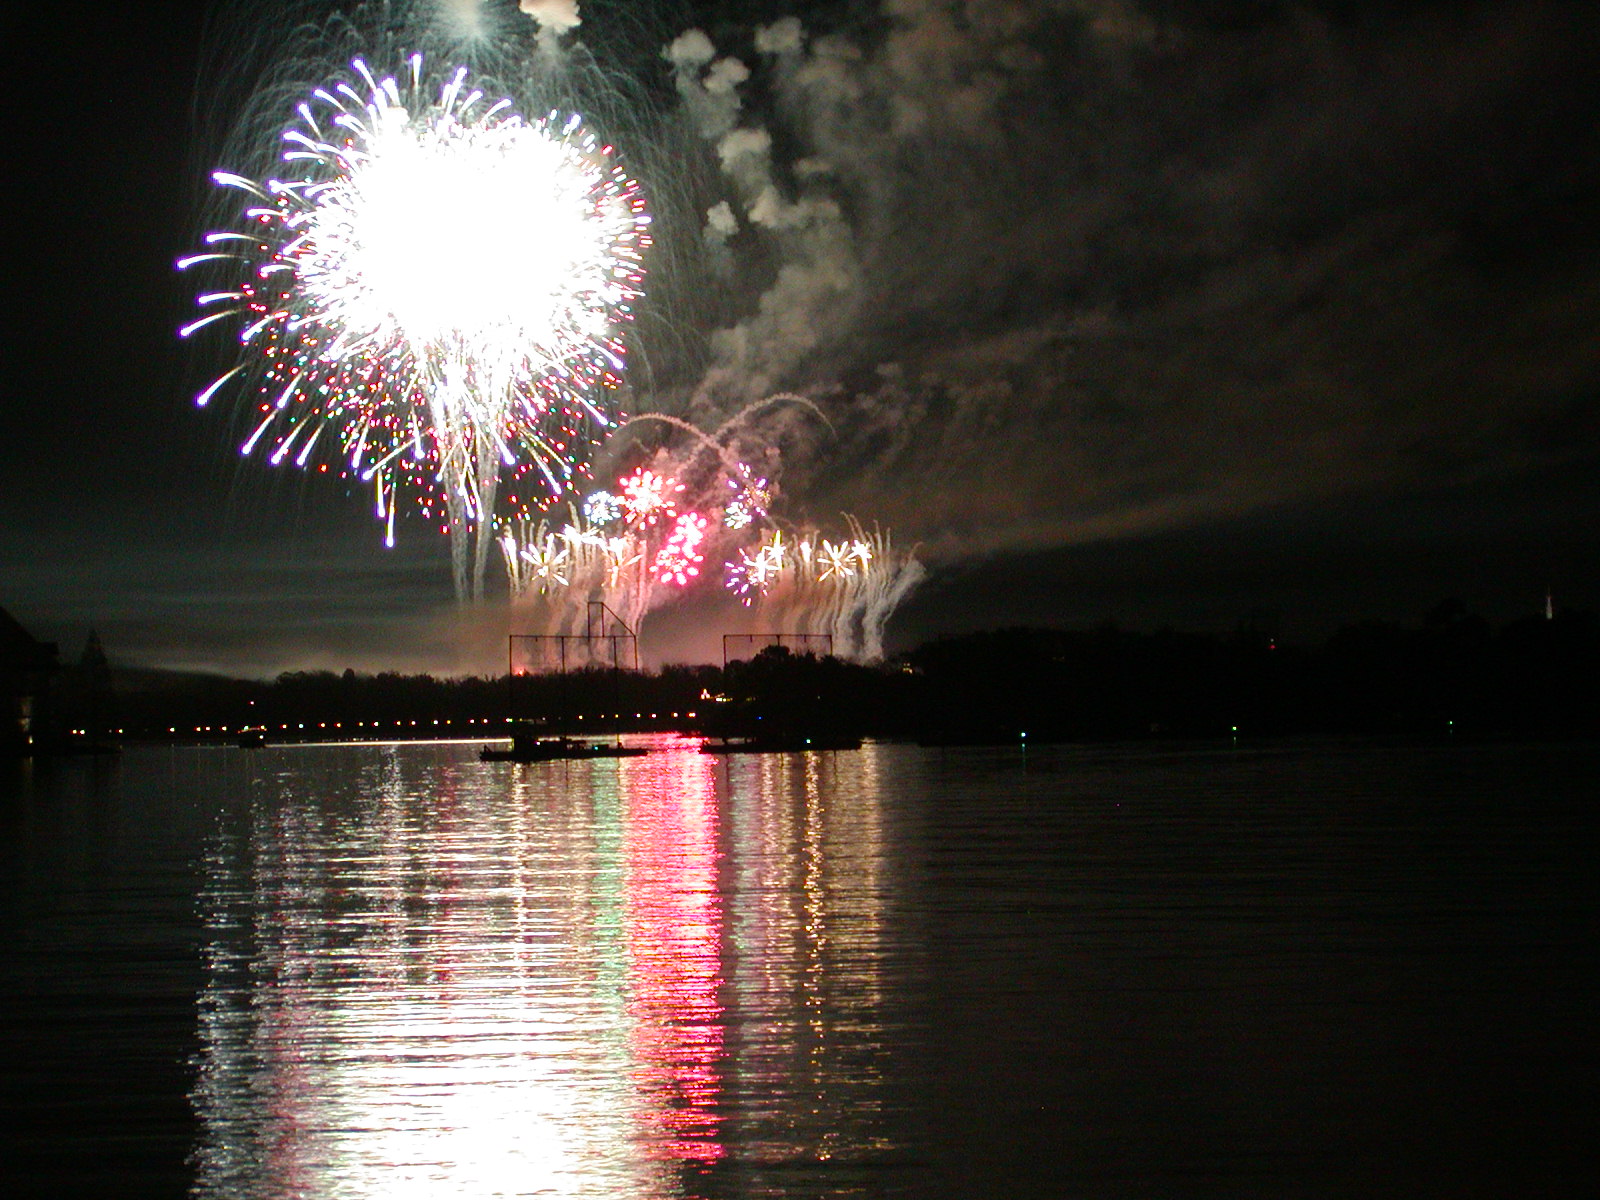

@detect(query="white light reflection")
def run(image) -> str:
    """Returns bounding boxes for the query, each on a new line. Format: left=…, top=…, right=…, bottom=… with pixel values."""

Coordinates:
left=191, top=746, right=725, bottom=1198
left=718, top=745, right=898, bottom=1165
left=191, top=741, right=901, bottom=1197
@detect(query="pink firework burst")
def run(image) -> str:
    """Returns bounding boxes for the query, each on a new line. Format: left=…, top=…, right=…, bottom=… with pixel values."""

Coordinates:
left=654, top=511, right=708, bottom=586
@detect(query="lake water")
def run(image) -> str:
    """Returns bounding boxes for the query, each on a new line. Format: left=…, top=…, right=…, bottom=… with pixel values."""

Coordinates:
left=3, top=737, right=1595, bottom=1198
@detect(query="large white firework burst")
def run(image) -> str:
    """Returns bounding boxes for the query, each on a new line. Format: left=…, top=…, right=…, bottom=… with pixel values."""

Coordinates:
left=180, top=55, right=651, bottom=597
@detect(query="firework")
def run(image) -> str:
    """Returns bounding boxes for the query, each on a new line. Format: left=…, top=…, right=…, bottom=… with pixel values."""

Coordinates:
left=180, top=55, right=650, bottom=598
left=722, top=528, right=781, bottom=606
left=722, top=469, right=770, bottom=530
left=817, top=538, right=859, bottom=580
left=497, top=397, right=922, bottom=662
left=713, top=521, right=920, bottom=660
left=723, top=551, right=759, bottom=605
left=617, top=468, right=683, bottom=528
left=653, top=511, right=708, bottom=586
left=581, top=489, right=624, bottom=526
left=515, top=529, right=572, bottom=591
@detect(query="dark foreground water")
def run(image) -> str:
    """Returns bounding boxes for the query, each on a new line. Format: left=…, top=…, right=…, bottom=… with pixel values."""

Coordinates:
left=3, top=737, right=1596, bottom=1198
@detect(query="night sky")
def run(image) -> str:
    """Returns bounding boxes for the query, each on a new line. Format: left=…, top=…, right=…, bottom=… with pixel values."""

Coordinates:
left=5, top=0, right=1599, bottom=678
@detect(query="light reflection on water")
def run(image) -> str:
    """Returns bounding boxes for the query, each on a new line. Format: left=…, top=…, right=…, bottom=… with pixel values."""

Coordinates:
left=10, top=737, right=1594, bottom=1198
left=190, top=739, right=905, bottom=1199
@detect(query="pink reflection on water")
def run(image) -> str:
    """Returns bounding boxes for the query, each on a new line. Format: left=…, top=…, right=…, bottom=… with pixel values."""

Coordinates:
left=621, top=750, right=726, bottom=1163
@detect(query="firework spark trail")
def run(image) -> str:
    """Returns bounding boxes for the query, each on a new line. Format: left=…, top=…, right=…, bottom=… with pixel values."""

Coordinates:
left=499, top=509, right=653, bottom=655
left=502, top=500, right=920, bottom=662
left=180, top=54, right=650, bottom=599
left=497, top=397, right=921, bottom=662
left=838, top=521, right=926, bottom=662
left=730, top=520, right=923, bottom=661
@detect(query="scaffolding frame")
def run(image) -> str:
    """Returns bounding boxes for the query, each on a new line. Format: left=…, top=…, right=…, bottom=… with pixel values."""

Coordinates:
left=508, top=602, right=638, bottom=727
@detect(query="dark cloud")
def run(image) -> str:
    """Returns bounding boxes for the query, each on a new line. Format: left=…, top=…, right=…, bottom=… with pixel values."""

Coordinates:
left=662, top=0, right=1600, bottom=563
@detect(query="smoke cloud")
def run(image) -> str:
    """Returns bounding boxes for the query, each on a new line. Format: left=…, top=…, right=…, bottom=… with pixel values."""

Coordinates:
left=518, top=0, right=580, bottom=37
left=644, top=0, right=1600, bottom=571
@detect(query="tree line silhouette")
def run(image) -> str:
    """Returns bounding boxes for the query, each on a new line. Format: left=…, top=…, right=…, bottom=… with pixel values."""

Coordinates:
left=43, top=603, right=1600, bottom=745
